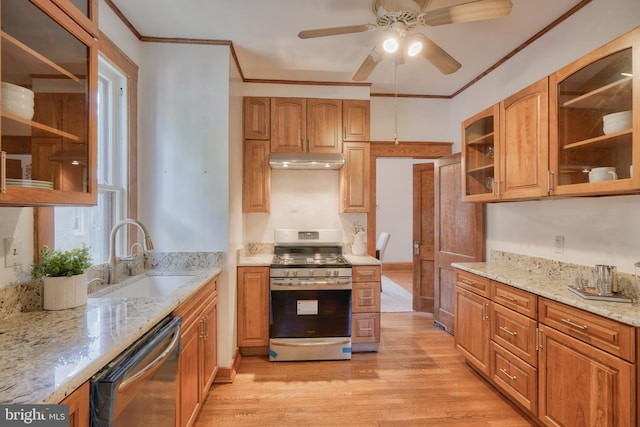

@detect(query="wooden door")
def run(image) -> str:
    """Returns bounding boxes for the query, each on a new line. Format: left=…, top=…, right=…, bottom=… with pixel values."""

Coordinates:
left=412, top=163, right=434, bottom=312
left=343, top=99, right=370, bottom=142
left=307, top=98, right=342, bottom=153
left=433, top=154, right=484, bottom=333
left=499, top=77, right=549, bottom=200
left=270, top=98, right=306, bottom=152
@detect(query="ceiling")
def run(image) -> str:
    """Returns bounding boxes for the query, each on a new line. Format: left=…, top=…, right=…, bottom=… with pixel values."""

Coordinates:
left=108, top=0, right=589, bottom=97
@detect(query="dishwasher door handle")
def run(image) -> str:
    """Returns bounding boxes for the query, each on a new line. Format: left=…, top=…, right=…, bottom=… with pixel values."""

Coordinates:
left=118, top=327, right=181, bottom=392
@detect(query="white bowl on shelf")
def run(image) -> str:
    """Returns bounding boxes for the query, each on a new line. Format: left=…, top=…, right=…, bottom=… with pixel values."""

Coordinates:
left=603, top=110, right=632, bottom=134
left=1, top=101, right=34, bottom=120
left=2, top=82, right=34, bottom=99
left=1, top=82, right=35, bottom=120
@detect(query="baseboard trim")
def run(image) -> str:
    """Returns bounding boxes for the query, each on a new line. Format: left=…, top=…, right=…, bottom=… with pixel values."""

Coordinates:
left=214, top=348, right=242, bottom=384
left=382, top=262, right=412, bottom=271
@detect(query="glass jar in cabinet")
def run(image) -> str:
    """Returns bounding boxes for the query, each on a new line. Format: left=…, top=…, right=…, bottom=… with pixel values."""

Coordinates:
left=1, top=0, right=97, bottom=206
left=462, top=104, right=499, bottom=201
left=549, top=28, right=639, bottom=196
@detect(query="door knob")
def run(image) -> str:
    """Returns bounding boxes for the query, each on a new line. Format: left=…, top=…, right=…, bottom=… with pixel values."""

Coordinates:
left=413, top=241, right=419, bottom=255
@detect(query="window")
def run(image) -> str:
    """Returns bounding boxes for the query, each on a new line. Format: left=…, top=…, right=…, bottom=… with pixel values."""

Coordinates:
left=54, top=56, right=128, bottom=263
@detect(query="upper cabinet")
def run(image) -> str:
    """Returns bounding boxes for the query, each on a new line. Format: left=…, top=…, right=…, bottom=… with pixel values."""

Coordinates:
left=1, top=0, right=97, bottom=206
left=462, top=78, right=548, bottom=202
left=549, top=28, right=639, bottom=196
left=307, top=98, right=342, bottom=153
left=343, top=99, right=370, bottom=142
left=243, top=97, right=270, bottom=140
left=271, top=98, right=307, bottom=153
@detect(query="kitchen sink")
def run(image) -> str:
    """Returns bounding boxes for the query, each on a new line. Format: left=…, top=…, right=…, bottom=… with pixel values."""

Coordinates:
left=100, top=275, right=195, bottom=298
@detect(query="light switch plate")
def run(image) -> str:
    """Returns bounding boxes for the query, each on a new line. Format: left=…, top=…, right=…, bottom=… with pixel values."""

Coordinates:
left=4, top=237, right=19, bottom=268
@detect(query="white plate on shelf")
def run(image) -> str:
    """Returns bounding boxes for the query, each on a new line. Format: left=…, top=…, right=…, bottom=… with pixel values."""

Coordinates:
left=6, top=179, right=53, bottom=189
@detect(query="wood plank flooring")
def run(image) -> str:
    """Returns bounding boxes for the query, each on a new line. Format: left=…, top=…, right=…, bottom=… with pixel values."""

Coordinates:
left=383, top=270, right=413, bottom=294
left=195, top=312, right=535, bottom=426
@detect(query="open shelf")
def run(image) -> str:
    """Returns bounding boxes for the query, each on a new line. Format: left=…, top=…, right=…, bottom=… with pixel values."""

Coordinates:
left=468, top=163, right=494, bottom=174
left=466, top=132, right=495, bottom=146
left=2, top=112, right=81, bottom=141
left=562, top=128, right=631, bottom=150
left=561, top=76, right=632, bottom=110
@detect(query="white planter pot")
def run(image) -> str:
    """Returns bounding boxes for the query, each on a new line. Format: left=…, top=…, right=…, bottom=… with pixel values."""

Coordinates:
left=43, top=273, right=88, bottom=310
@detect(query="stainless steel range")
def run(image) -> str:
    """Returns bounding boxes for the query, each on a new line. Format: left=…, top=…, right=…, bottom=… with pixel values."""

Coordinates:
left=269, top=229, right=352, bottom=361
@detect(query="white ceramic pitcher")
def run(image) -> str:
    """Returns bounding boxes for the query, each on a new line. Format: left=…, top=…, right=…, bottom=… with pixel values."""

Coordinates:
left=351, top=230, right=367, bottom=256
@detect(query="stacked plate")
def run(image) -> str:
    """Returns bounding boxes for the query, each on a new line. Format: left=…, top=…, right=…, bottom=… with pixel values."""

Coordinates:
left=6, top=179, right=53, bottom=190
left=603, top=110, right=632, bottom=135
left=2, top=82, right=35, bottom=120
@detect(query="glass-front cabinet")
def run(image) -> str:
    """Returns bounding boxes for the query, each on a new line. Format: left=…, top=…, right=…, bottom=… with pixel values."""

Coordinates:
left=549, top=28, right=639, bottom=196
left=1, top=0, right=97, bottom=205
left=462, top=105, right=499, bottom=201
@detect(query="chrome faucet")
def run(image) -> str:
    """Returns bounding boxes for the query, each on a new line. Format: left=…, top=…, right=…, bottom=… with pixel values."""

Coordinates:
left=108, top=219, right=154, bottom=284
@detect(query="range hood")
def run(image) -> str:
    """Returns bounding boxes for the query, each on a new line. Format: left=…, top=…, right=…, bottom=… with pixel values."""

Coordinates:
left=269, top=152, right=345, bottom=170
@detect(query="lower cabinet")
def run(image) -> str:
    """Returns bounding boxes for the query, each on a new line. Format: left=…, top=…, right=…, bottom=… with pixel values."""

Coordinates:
left=454, top=269, right=637, bottom=426
left=173, top=278, right=218, bottom=427
left=237, top=266, right=270, bottom=355
left=351, top=265, right=381, bottom=352
left=61, top=381, right=90, bottom=427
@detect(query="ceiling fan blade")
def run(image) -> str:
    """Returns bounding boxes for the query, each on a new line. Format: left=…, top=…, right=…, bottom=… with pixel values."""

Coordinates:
left=298, top=24, right=370, bottom=39
left=424, top=0, right=513, bottom=26
left=414, top=33, right=461, bottom=74
left=352, top=47, right=384, bottom=81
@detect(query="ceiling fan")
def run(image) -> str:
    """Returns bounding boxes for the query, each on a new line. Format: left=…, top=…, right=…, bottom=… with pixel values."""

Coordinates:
left=298, top=0, right=513, bottom=81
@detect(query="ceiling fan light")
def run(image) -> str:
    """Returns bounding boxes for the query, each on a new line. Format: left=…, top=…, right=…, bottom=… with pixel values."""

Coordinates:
left=383, top=37, right=399, bottom=53
left=407, top=41, right=422, bottom=56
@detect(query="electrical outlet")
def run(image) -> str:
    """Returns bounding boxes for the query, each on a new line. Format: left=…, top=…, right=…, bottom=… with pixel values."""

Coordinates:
left=555, top=235, right=565, bottom=254
left=4, top=238, right=19, bottom=268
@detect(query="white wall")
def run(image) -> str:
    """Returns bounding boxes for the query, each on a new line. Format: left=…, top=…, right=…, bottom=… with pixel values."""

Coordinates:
left=450, top=0, right=640, bottom=274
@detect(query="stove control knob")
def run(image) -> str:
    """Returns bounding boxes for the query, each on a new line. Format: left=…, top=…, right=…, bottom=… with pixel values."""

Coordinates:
left=325, top=270, right=331, bottom=277
left=333, top=270, right=340, bottom=277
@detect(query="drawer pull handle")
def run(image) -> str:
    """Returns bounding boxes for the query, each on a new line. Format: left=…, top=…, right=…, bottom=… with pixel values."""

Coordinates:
left=499, top=326, right=517, bottom=336
left=561, top=318, right=588, bottom=331
left=499, top=294, right=518, bottom=303
left=359, top=271, right=375, bottom=276
left=359, top=327, right=373, bottom=331
left=482, top=303, right=489, bottom=321
left=460, top=279, right=475, bottom=286
left=359, top=296, right=373, bottom=301
left=499, top=368, right=517, bottom=381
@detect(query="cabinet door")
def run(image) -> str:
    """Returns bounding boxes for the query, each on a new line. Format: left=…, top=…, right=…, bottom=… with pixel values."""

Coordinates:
left=352, top=312, right=380, bottom=344
left=499, top=77, right=549, bottom=200
left=462, top=104, right=499, bottom=201
left=201, top=294, right=218, bottom=399
left=1, top=0, right=97, bottom=205
left=243, top=97, right=270, bottom=140
left=270, top=98, right=306, bottom=152
left=307, top=98, right=342, bottom=153
left=343, top=99, right=370, bottom=142
left=61, top=381, right=90, bottom=427
left=237, top=267, right=270, bottom=349
left=550, top=29, right=638, bottom=196
left=179, top=320, right=201, bottom=427
left=454, top=286, right=491, bottom=377
left=339, top=142, right=370, bottom=213
left=242, top=140, right=270, bottom=212
left=538, top=324, right=634, bottom=427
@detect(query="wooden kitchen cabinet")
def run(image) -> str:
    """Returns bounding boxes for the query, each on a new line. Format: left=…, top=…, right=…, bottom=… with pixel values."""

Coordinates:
left=174, top=278, right=218, bottom=427
left=237, top=266, right=270, bottom=355
left=498, top=77, right=549, bottom=200
left=343, top=99, right=370, bottom=142
left=351, top=265, right=381, bottom=352
left=243, top=97, right=270, bottom=140
left=339, top=141, right=370, bottom=213
left=549, top=27, right=640, bottom=196
left=61, top=381, right=90, bottom=427
left=271, top=98, right=307, bottom=152
left=0, top=0, right=97, bottom=206
left=242, top=140, right=270, bottom=212
left=462, top=104, right=499, bottom=201
left=454, top=282, right=491, bottom=377
left=307, top=98, right=342, bottom=153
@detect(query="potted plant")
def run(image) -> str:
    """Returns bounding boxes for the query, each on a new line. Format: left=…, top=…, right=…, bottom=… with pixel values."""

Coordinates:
left=32, top=244, right=92, bottom=310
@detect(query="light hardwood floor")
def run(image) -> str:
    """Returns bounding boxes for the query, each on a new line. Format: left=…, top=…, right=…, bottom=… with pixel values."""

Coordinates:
left=196, top=312, right=535, bottom=426
left=383, top=269, right=413, bottom=294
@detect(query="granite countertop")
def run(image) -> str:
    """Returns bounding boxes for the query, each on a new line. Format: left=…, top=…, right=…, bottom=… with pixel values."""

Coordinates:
left=0, top=267, right=221, bottom=405
left=452, top=261, right=640, bottom=327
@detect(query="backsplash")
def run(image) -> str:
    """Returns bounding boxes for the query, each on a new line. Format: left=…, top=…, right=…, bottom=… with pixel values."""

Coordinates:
left=0, top=251, right=224, bottom=319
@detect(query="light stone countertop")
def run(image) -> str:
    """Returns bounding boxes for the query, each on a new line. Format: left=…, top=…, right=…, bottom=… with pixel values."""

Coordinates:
left=0, top=267, right=221, bottom=405
left=452, top=262, right=640, bottom=327
left=343, top=254, right=380, bottom=265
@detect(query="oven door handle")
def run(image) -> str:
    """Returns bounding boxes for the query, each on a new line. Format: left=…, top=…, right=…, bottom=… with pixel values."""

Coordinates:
left=270, top=279, right=352, bottom=290
left=270, top=338, right=351, bottom=347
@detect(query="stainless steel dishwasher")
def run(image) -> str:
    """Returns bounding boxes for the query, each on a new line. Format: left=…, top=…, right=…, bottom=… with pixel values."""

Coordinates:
left=90, top=316, right=182, bottom=427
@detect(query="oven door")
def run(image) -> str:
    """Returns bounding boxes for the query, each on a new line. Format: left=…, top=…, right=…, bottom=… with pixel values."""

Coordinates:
left=270, top=288, right=352, bottom=339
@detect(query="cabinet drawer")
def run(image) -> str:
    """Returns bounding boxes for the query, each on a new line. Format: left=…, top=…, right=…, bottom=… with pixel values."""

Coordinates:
left=174, top=279, right=216, bottom=329
left=491, top=303, right=538, bottom=367
left=538, top=298, right=635, bottom=362
left=491, top=281, right=537, bottom=318
left=352, top=282, right=381, bottom=312
left=352, top=265, right=381, bottom=282
left=455, top=270, right=490, bottom=298
left=352, top=313, right=380, bottom=344
left=491, top=341, right=537, bottom=416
